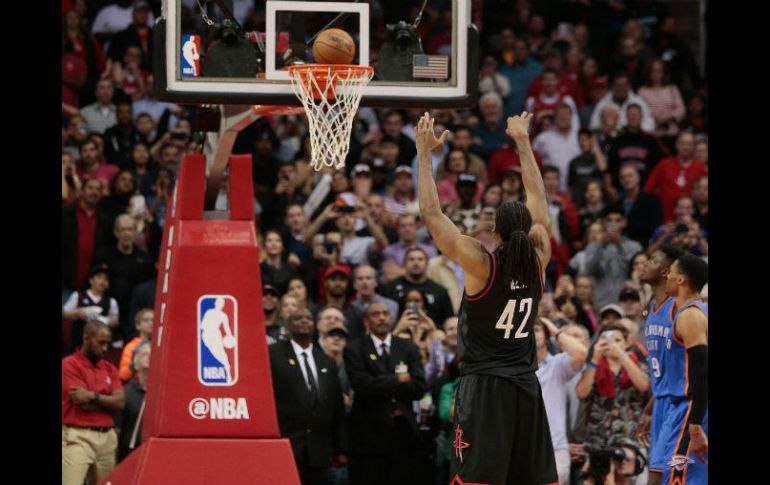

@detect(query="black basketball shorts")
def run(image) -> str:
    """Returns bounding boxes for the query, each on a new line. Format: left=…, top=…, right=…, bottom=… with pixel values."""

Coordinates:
left=448, top=373, right=558, bottom=485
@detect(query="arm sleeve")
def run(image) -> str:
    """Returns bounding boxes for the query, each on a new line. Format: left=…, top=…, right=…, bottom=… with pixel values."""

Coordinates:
left=686, top=345, right=708, bottom=424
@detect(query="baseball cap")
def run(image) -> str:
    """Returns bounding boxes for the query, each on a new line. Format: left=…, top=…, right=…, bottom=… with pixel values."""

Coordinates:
left=134, top=0, right=151, bottom=10
left=394, top=165, right=413, bottom=176
left=599, top=304, right=625, bottom=319
left=618, top=288, right=641, bottom=302
left=351, top=164, right=371, bottom=177
left=456, top=173, right=478, bottom=186
left=88, top=264, right=110, bottom=279
left=323, top=264, right=352, bottom=280
left=262, top=284, right=279, bottom=296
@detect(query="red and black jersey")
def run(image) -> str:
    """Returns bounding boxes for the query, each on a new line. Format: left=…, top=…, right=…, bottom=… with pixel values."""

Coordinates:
left=457, top=247, right=544, bottom=379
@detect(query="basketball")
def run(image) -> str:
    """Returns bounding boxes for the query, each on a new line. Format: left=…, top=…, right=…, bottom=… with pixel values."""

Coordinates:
left=312, top=28, right=356, bottom=64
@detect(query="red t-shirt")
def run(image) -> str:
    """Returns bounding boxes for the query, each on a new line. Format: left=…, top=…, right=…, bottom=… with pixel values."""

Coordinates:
left=62, top=350, right=122, bottom=427
left=643, top=157, right=707, bottom=222
left=75, top=204, right=98, bottom=289
left=79, top=163, right=120, bottom=192
left=487, top=145, right=544, bottom=184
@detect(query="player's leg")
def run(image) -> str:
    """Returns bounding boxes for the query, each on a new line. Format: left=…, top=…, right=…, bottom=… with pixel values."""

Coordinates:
left=659, top=399, right=707, bottom=485
left=506, top=376, right=559, bottom=485
left=648, top=397, right=667, bottom=484
left=450, top=375, right=516, bottom=485
left=61, top=427, right=96, bottom=485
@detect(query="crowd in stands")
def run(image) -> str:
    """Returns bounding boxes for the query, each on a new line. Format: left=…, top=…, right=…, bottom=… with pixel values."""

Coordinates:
left=62, top=1, right=707, bottom=485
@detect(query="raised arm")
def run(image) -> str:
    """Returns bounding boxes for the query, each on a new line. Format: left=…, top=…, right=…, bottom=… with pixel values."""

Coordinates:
left=506, top=112, right=552, bottom=267
left=416, top=113, right=489, bottom=284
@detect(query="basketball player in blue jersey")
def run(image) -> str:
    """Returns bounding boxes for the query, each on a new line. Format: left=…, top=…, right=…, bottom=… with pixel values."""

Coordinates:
left=640, top=250, right=707, bottom=485
left=417, top=111, right=558, bottom=485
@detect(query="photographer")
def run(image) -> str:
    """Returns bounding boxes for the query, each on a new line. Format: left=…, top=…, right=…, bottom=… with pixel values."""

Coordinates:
left=576, top=322, right=649, bottom=456
left=647, top=195, right=707, bottom=256
left=582, top=437, right=647, bottom=485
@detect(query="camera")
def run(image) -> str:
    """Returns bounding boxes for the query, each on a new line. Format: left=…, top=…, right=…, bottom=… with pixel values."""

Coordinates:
left=674, top=223, right=690, bottom=234
left=582, top=444, right=626, bottom=484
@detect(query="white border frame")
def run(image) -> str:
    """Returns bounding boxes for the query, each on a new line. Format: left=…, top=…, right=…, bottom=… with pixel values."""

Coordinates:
left=165, top=0, right=469, bottom=101
left=265, top=1, right=370, bottom=81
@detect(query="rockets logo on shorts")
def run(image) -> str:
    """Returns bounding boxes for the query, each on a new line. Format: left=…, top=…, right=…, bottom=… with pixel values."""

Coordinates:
left=197, top=295, right=238, bottom=386
left=181, top=35, right=201, bottom=77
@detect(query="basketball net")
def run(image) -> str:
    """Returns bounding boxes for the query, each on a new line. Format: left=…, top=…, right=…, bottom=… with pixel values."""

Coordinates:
left=288, top=64, right=374, bottom=171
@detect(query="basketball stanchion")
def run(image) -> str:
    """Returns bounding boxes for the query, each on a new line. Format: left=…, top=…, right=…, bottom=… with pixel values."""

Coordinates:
left=100, top=154, right=300, bottom=485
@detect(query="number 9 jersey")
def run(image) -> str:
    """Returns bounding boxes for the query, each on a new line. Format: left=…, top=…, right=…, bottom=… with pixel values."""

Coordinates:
left=457, top=248, right=545, bottom=379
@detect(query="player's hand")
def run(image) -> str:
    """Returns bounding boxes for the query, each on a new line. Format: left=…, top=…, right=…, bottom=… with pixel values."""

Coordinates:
left=637, top=413, right=652, bottom=448
left=506, top=112, right=533, bottom=140
left=416, top=112, right=449, bottom=154
left=689, top=425, right=708, bottom=464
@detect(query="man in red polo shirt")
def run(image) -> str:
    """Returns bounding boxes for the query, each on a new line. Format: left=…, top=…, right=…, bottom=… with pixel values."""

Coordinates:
left=62, top=321, right=125, bottom=485
left=643, top=131, right=707, bottom=222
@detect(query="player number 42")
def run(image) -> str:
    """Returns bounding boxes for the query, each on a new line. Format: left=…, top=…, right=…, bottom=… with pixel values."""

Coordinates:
left=495, top=298, right=533, bottom=339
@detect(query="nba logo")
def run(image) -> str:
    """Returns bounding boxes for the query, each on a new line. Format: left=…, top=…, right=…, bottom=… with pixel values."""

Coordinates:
left=197, top=295, right=238, bottom=386
left=181, top=35, right=201, bottom=77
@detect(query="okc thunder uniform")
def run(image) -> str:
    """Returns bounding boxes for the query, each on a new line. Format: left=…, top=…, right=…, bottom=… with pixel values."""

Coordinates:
left=450, top=248, right=558, bottom=485
left=645, top=298, right=708, bottom=484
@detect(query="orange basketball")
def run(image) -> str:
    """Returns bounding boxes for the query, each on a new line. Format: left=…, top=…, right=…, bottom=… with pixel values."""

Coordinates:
left=312, top=28, right=356, bottom=64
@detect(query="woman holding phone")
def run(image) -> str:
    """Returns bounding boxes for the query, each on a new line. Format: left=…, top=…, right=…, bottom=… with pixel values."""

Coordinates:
left=576, top=322, right=650, bottom=450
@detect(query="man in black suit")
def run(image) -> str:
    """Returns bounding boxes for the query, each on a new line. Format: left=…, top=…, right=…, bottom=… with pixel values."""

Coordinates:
left=344, top=302, right=426, bottom=485
left=269, top=308, right=348, bottom=485
left=618, top=165, right=663, bottom=245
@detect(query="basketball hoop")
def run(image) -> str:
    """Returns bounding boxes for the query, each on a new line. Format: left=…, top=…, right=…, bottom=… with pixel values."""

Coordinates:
left=288, top=64, right=374, bottom=171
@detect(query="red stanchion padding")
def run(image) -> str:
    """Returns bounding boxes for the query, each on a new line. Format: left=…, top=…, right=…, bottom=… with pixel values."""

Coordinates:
left=228, top=154, right=255, bottom=221
left=101, top=153, right=299, bottom=485
left=101, top=438, right=299, bottom=485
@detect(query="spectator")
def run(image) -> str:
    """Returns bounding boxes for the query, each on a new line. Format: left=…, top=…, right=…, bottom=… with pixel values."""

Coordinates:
left=618, top=165, right=663, bottom=247
left=643, top=131, right=707, bottom=222
left=62, top=8, right=106, bottom=106
left=597, top=304, right=625, bottom=327
left=525, top=69, right=581, bottom=136
left=607, top=104, right=665, bottom=193
left=94, top=214, right=155, bottom=341
left=146, top=168, right=173, bottom=228
left=436, top=151, right=485, bottom=206
left=478, top=54, right=511, bottom=101
left=526, top=49, right=582, bottom=105
left=117, top=341, right=150, bottom=463
left=526, top=14, right=549, bottom=58
left=647, top=195, right=708, bottom=256
left=576, top=179, right=607, bottom=243
left=576, top=322, right=650, bottom=449
left=131, top=74, right=181, bottom=127
left=357, top=194, right=398, bottom=244
left=63, top=265, right=120, bottom=353
left=470, top=92, right=508, bottom=160
left=624, top=253, right=653, bottom=309
left=533, top=103, right=581, bottom=187
left=383, top=166, right=417, bottom=217
left=392, top=289, right=446, bottom=379
left=261, top=229, right=300, bottom=295
left=62, top=178, right=113, bottom=294
left=77, top=139, right=120, bottom=194
left=269, top=308, right=349, bottom=485
left=263, top=284, right=286, bottom=344
left=435, top=125, right=488, bottom=184
left=542, top=165, right=579, bottom=249
left=381, top=214, right=438, bottom=282
left=118, top=308, right=152, bottom=382
left=694, top=138, right=708, bottom=166
left=691, top=175, right=708, bottom=235
left=498, top=37, right=544, bottom=117
left=351, top=265, right=400, bottom=321
left=320, top=265, right=366, bottom=341
left=574, top=275, right=598, bottom=334
left=129, top=143, right=154, bottom=197
left=679, top=93, right=707, bottom=135
left=282, top=203, right=314, bottom=262
left=589, top=73, right=656, bottom=133
left=618, top=287, right=645, bottom=334
left=581, top=205, right=643, bottom=308
left=287, top=278, right=320, bottom=316
left=344, top=302, right=426, bottom=485
left=638, top=58, right=686, bottom=145
left=100, top=170, right=137, bottom=224
left=594, top=104, right=621, bottom=157
left=103, top=102, right=141, bottom=170
left=104, top=45, right=147, bottom=102
left=567, top=130, right=608, bottom=207
left=607, top=36, right=655, bottom=89
left=318, top=314, right=353, bottom=413
left=535, top=317, right=588, bottom=485
left=381, top=110, right=417, bottom=166
left=107, top=1, right=153, bottom=70
left=650, top=16, right=702, bottom=92
left=568, top=222, right=604, bottom=277
left=426, top=235, right=465, bottom=315
left=63, top=115, right=91, bottom=160
left=486, top=139, right=545, bottom=186
left=62, top=321, right=125, bottom=485
left=260, top=161, right=309, bottom=231
left=92, top=0, right=154, bottom=46
left=62, top=152, right=82, bottom=207
left=80, top=79, right=117, bottom=135
left=379, top=247, right=454, bottom=328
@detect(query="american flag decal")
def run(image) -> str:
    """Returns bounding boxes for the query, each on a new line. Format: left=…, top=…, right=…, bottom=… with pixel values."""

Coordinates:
left=413, top=54, right=449, bottom=79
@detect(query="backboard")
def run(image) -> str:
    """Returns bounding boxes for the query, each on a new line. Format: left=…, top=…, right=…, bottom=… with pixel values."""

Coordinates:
left=153, top=0, right=479, bottom=108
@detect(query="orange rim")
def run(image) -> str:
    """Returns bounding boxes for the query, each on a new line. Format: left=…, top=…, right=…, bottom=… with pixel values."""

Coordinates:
left=287, top=64, right=373, bottom=100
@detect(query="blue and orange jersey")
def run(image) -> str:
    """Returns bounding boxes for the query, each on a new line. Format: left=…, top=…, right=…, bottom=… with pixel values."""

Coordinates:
left=646, top=297, right=708, bottom=399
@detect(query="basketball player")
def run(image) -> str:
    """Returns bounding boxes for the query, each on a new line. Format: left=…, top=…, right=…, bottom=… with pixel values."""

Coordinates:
left=416, top=112, right=558, bottom=485
left=639, top=250, right=707, bottom=485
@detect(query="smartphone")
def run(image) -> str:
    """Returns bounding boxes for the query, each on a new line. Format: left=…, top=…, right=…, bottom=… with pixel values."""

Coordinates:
left=407, top=302, right=420, bottom=318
